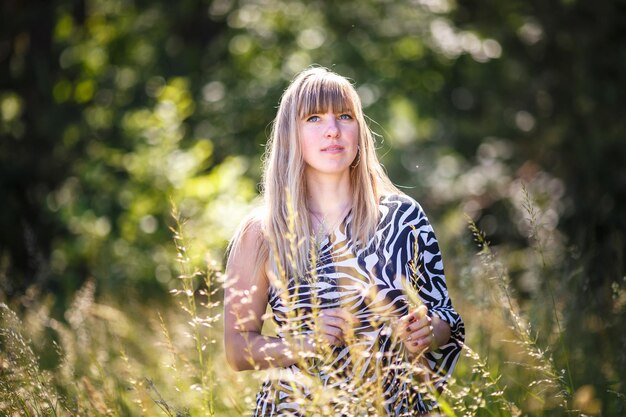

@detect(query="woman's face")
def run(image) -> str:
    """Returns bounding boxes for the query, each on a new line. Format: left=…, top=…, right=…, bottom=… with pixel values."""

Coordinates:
left=298, top=109, right=359, bottom=178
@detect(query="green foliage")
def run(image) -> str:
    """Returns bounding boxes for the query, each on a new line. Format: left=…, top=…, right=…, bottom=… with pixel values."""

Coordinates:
left=1, top=0, right=625, bottom=415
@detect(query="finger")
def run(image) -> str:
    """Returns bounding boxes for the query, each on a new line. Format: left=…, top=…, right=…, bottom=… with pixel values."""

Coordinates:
left=322, top=308, right=357, bottom=324
left=317, top=315, right=349, bottom=334
left=400, top=310, right=417, bottom=325
left=404, top=305, right=426, bottom=324
left=334, top=310, right=357, bottom=334
left=316, top=332, right=342, bottom=347
left=406, top=315, right=432, bottom=333
left=319, top=325, right=345, bottom=345
left=404, top=340, right=425, bottom=354
left=405, top=344, right=422, bottom=354
left=319, top=308, right=346, bottom=318
left=396, top=320, right=408, bottom=335
left=408, top=329, right=435, bottom=353
left=413, top=337, right=431, bottom=350
left=399, top=312, right=413, bottom=324
left=414, top=304, right=428, bottom=319
left=406, top=336, right=431, bottom=353
left=407, top=325, right=433, bottom=341
left=314, top=313, right=344, bottom=328
left=317, top=316, right=346, bottom=328
left=399, top=307, right=420, bottom=327
left=395, top=317, right=407, bottom=338
left=327, top=335, right=342, bottom=346
left=319, top=324, right=343, bottom=338
left=406, top=341, right=429, bottom=353
left=323, top=309, right=359, bottom=335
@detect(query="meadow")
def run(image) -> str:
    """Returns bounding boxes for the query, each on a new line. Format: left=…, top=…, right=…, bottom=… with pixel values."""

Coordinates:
left=2, top=193, right=621, bottom=417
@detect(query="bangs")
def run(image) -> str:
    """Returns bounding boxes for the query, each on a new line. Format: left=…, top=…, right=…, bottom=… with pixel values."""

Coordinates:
left=296, top=75, right=356, bottom=117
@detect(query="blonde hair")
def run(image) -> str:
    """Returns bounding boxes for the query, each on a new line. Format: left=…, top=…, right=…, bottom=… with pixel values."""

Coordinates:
left=230, top=67, right=399, bottom=281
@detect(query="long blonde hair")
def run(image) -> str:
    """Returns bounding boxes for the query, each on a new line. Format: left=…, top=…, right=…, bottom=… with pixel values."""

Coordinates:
left=263, top=67, right=399, bottom=278
left=229, top=67, right=398, bottom=281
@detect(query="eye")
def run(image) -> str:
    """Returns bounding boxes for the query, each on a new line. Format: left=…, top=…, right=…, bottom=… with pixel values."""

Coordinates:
left=338, top=113, right=353, bottom=120
left=306, top=115, right=320, bottom=122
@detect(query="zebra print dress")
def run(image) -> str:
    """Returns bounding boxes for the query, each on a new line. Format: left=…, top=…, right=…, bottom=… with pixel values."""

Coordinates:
left=254, top=194, right=464, bottom=416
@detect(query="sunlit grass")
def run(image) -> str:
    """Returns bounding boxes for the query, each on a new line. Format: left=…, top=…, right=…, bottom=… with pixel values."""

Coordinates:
left=0, top=192, right=611, bottom=416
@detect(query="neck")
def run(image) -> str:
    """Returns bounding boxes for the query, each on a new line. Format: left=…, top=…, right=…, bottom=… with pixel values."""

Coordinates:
left=306, top=171, right=353, bottom=218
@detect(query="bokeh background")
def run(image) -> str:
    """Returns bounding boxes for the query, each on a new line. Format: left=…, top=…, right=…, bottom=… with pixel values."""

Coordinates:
left=1, top=0, right=625, bottom=415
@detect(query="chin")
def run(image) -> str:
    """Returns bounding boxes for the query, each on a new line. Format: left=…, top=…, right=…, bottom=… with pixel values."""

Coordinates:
left=306, top=164, right=351, bottom=176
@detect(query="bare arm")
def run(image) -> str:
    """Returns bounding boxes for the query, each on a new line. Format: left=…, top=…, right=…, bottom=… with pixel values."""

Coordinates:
left=224, top=218, right=360, bottom=371
left=223, top=220, right=314, bottom=371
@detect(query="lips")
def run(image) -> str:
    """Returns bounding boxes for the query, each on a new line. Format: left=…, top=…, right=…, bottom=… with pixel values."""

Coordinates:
left=321, top=144, right=345, bottom=152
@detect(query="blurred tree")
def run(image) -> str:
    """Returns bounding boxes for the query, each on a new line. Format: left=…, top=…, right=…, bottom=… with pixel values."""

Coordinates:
left=444, top=0, right=626, bottom=402
left=1, top=0, right=624, bottom=411
left=0, top=0, right=254, bottom=299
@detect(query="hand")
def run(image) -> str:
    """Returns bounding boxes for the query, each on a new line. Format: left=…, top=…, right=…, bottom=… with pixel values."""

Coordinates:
left=312, top=308, right=357, bottom=348
left=396, top=305, right=435, bottom=357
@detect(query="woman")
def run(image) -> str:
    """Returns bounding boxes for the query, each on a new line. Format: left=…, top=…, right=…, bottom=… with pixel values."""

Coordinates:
left=224, top=67, right=464, bottom=416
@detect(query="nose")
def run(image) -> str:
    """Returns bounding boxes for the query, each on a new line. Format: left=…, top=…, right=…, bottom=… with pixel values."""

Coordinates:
left=325, top=117, right=340, bottom=138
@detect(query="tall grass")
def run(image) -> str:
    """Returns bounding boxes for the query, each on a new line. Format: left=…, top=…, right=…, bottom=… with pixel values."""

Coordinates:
left=461, top=218, right=571, bottom=415
left=0, top=190, right=612, bottom=416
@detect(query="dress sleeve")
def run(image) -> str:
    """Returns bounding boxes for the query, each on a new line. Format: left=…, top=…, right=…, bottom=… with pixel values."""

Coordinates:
left=401, top=198, right=465, bottom=391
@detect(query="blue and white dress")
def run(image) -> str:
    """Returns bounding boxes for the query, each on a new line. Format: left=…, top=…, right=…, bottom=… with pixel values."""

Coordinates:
left=254, top=194, right=465, bottom=416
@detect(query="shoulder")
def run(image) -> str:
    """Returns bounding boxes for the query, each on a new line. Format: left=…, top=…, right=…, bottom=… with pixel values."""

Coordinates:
left=228, top=208, right=266, bottom=257
left=379, top=193, right=427, bottom=220
left=379, top=194, right=441, bottom=250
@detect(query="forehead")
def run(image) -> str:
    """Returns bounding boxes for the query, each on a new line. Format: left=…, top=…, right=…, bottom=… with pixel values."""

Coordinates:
left=296, top=76, right=356, bottom=116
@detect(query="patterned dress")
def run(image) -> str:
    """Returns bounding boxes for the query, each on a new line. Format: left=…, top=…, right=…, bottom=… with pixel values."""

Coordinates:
left=254, top=194, right=464, bottom=416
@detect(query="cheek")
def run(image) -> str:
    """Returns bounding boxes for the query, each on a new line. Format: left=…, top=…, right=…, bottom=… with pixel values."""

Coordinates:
left=349, top=127, right=360, bottom=147
left=299, top=131, right=317, bottom=159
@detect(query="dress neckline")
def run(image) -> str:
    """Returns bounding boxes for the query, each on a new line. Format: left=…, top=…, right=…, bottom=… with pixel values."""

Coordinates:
left=315, top=208, right=352, bottom=246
